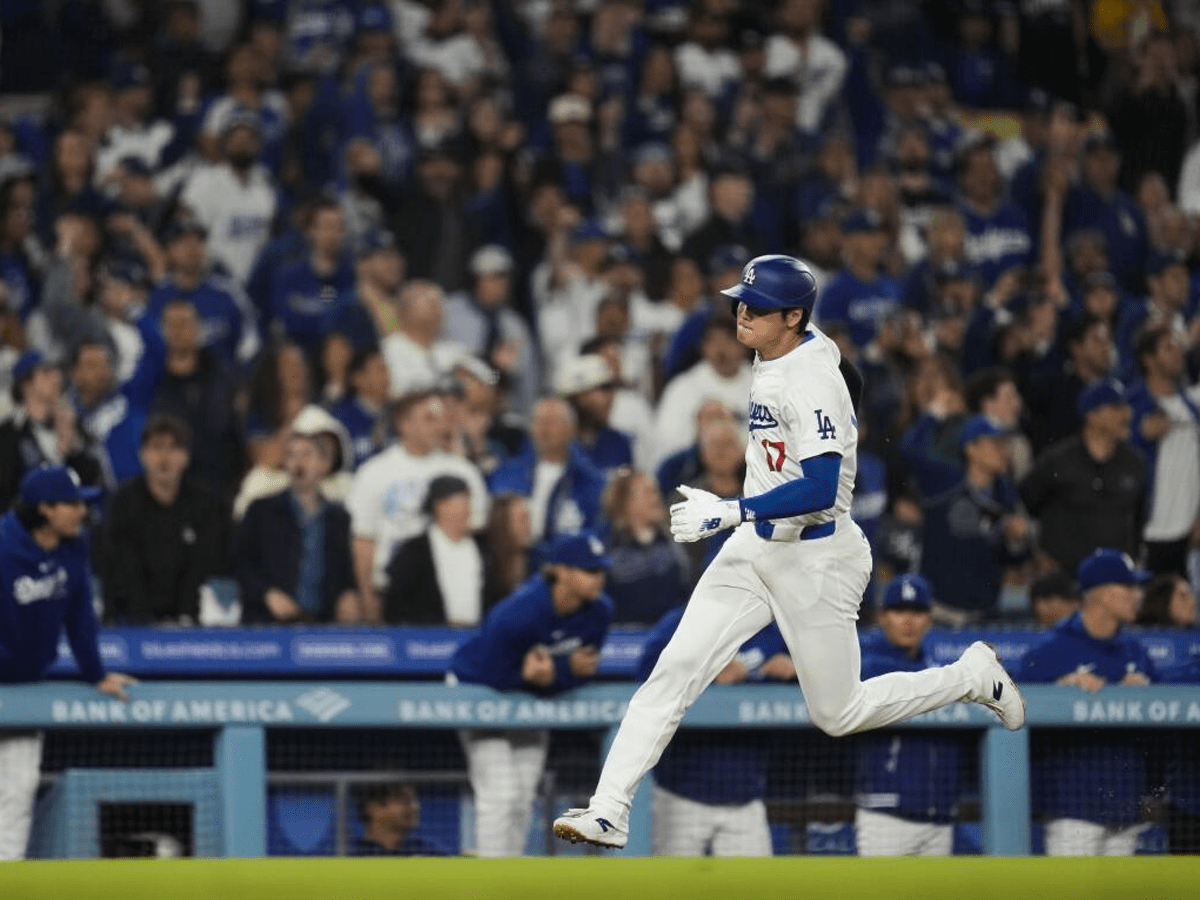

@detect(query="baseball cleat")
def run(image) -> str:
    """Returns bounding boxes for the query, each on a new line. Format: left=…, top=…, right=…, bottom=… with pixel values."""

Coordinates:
left=959, top=640, right=1026, bottom=731
left=553, top=808, right=628, bottom=849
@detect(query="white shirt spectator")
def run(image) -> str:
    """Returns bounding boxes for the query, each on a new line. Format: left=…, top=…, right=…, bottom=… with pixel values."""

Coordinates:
left=652, top=358, right=752, bottom=466
left=428, top=523, right=484, bottom=625
left=763, top=32, right=848, bottom=133
left=381, top=330, right=471, bottom=395
left=407, top=32, right=487, bottom=89
left=94, top=120, right=175, bottom=182
left=347, top=443, right=489, bottom=588
left=443, top=292, right=541, bottom=420
left=180, top=163, right=278, bottom=285
left=1143, top=384, right=1200, bottom=542
left=674, top=42, right=741, bottom=99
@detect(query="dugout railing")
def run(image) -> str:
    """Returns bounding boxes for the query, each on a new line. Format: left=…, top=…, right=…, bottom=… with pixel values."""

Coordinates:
left=3, top=682, right=1199, bottom=857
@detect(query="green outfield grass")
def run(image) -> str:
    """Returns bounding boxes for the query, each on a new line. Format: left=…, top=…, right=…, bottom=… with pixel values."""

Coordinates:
left=1, top=856, right=1194, bottom=900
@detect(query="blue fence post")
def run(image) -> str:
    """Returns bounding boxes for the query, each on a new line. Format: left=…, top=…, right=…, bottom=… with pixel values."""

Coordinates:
left=601, top=725, right=652, bottom=857
left=215, top=725, right=267, bottom=857
left=981, top=725, right=1031, bottom=855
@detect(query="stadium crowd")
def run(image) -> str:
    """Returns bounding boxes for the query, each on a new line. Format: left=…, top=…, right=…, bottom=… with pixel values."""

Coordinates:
left=0, top=0, right=1199, bottom=634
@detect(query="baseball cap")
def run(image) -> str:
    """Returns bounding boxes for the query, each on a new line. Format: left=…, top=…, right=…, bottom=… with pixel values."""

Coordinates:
left=12, top=349, right=47, bottom=384
left=19, top=465, right=102, bottom=505
left=356, top=229, right=397, bottom=259
left=470, top=244, right=514, bottom=277
left=548, top=94, right=592, bottom=125
left=100, top=256, right=149, bottom=288
left=1076, top=548, right=1150, bottom=592
left=356, top=1, right=391, bottom=31
left=841, top=208, right=884, bottom=235
left=555, top=354, right=617, bottom=396
left=570, top=218, right=609, bottom=244
left=879, top=573, right=933, bottom=611
left=548, top=531, right=612, bottom=571
left=1146, top=250, right=1187, bottom=277
left=1076, top=379, right=1127, bottom=417
left=959, top=415, right=1007, bottom=447
left=221, top=108, right=262, bottom=138
left=631, top=142, right=672, bottom=167
left=162, top=217, right=208, bottom=243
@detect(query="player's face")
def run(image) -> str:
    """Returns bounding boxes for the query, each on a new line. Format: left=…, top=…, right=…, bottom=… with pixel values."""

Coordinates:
left=1098, top=584, right=1142, bottom=624
left=735, top=304, right=801, bottom=355
left=41, top=500, right=87, bottom=539
left=879, top=608, right=932, bottom=652
left=560, top=566, right=606, bottom=607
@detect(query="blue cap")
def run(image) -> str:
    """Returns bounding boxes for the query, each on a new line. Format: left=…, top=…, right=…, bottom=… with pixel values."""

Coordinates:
left=1076, top=379, right=1127, bottom=417
left=548, top=531, right=612, bottom=571
left=841, top=208, right=884, bottom=235
left=12, top=350, right=46, bottom=384
left=356, top=2, right=391, bottom=31
left=357, top=229, right=397, bottom=258
left=1146, top=250, right=1187, bottom=277
left=100, top=256, right=149, bottom=288
left=880, top=574, right=933, bottom=611
left=570, top=218, right=609, bottom=244
left=1076, top=548, right=1150, bottom=592
left=959, top=415, right=1007, bottom=447
left=19, top=465, right=102, bottom=506
left=631, top=142, right=672, bottom=166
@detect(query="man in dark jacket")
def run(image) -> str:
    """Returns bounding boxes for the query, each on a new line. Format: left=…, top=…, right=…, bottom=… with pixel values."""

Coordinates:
left=350, top=782, right=449, bottom=857
left=101, top=413, right=230, bottom=623
left=235, top=427, right=358, bottom=623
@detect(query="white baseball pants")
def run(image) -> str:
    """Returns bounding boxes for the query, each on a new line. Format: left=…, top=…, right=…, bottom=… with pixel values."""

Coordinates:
left=0, top=731, right=43, bottom=861
left=1044, top=818, right=1146, bottom=856
left=651, top=783, right=772, bottom=856
left=458, top=728, right=549, bottom=857
left=589, top=523, right=974, bottom=829
left=855, top=808, right=953, bottom=856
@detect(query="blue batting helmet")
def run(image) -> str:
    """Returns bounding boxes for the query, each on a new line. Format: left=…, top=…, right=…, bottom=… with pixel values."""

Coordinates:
left=720, top=254, right=818, bottom=316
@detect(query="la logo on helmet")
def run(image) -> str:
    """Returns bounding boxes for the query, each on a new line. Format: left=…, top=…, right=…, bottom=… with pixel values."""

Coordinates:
left=744, top=265, right=755, bottom=284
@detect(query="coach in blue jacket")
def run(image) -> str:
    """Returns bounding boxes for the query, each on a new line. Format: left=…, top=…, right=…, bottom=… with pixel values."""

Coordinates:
left=642, top=607, right=792, bottom=856
left=1020, top=548, right=1156, bottom=856
left=0, top=466, right=136, bottom=859
left=450, top=531, right=614, bottom=857
left=855, top=574, right=963, bottom=856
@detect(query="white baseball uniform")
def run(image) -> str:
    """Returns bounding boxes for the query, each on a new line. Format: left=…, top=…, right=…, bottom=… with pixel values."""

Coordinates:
left=0, top=732, right=43, bottom=860
left=584, top=325, right=979, bottom=830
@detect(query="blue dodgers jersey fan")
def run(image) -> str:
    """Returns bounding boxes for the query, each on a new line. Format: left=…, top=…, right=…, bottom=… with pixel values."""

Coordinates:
left=0, top=471, right=106, bottom=685
left=450, top=534, right=614, bottom=695
left=638, top=607, right=787, bottom=805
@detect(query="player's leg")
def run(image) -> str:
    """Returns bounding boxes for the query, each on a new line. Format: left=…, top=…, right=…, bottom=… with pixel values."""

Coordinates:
left=855, top=808, right=922, bottom=856
left=0, top=731, right=43, bottom=861
left=1044, top=818, right=1105, bottom=855
left=458, top=729, right=519, bottom=857
left=557, top=529, right=773, bottom=844
left=651, top=784, right=713, bottom=856
left=508, top=729, right=550, bottom=856
left=1101, top=823, right=1146, bottom=856
left=710, top=799, right=773, bottom=857
left=915, top=822, right=954, bottom=856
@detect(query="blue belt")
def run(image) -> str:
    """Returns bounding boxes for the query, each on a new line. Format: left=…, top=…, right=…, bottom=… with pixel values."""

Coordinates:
left=754, top=520, right=836, bottom=541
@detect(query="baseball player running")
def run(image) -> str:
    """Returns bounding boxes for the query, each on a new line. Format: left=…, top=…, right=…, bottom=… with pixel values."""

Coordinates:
left=0, top=466, right=136, bottom=859
left=554, top=255, right=1024, bottom=850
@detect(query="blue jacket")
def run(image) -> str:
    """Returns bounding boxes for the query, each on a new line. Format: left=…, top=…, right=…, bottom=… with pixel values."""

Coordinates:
left=450, top=573, right=613, bottom=695
left=1063, top=185, right=1147, bottom=294
left=328, top=396, right=385, bottom=470
left=487, top=444, right=607, bottom=540
left=147, top=274, right=254, bottom=365
left=0, top=511, right=105, bottom=684
left=817, top=269, right=901, bottom=349
left=959, top=201, right=1033, bottom=290
left=603, top=530, right=689, bottom=625
left=641, top=607, right=786, bottom=805
left=1020, top=612, right=1156, bottom=825
left=855, top=633, right=963, bottom=823
left=270, top=255, right=356, bottom=356
left=578, top=426, right=633, bottom=475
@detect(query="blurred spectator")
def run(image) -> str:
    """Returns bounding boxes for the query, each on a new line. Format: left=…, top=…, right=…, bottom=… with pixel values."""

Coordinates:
left=1020, top=549, right=1157, bottom=856
left=674, top=4, right=741, bottom=103
left=391, top=142, right=476, bottom=294
left=643, top=609, right=790, bottom=856
left=443, top=356, right=524, bottom=476
left=93, top=258, right=153, bottom=383
left=328, top=346, right=390, bottom=470
left=235, top=425, right=357, bottom=624
left=149, top=218, right=259, bottom=366
left=601, top=468, right=689, bottom=625
left=900, top=353, right=967, bottom=501
left=1029, top=570, right=1082, bottom=629
left=1136, top=571, right=1198, bottom=627
left=346, top=389, right=488, bottom=622
left=100, top=413, right=230, bottom=624
left=269, top=198, right=354, bottom=358
left=763, top=0, right=847, bottom=136
left=855, top=574, right=961, bottom=856
left=483, top=493, right=534, bottom=608
left=443, top=244, right=540, bottom=420
left=956, top=136, right=1033, bottom=291
left=243, top=341, right=313, bottom=470
left=1021, top=315, right=1116, bottom=454
left=817, top=208, right=900, bottom=349
left=94, top=63, right=176, bottom=181
left=674, top=414, right=748, bottom=577
left=1117, top=251, right=1196, bottom=377
left=583, top=333, right=657, bottom=472
left=382, top=279, right=471, bottom=395
left=653, top=318, right=751, bottom=466
left=1020, top=380, right=1146, bottom=574
left=449, top=531, right=613, bottom=858
left=199, top=43, right=289, bottom=172
left=0, top=351, right=105, bottom=511
left=323, top=228, right=406, bottom=352
left=1128, top=325, right=1200, bottom=577
left=920, top=416, right=1033, bottom=624
left=383, top=475, right=486, bottom=626
left=179, top=111, right=278, bottom=285
left=1110, top=32, right=1189, bottom=196
left=150, top=298, right=243, bottom=498
left=351, top=782, right=448, bottom=857
left=488, top=396, right=607, bottom=544
left=681, top=165, right=762, bottom=271
left=555, top=354, right=633, bottom=475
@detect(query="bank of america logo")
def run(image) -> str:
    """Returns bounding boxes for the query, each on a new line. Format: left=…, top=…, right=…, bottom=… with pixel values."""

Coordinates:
left=297, top=688, right=351, bottom=722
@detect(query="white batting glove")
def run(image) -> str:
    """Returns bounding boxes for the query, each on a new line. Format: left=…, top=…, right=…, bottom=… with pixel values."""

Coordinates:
left=670, top=485, right=742, bottom=543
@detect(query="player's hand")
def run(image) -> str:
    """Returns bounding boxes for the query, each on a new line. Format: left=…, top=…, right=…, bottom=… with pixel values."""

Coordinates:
left=670, top=485, right=741, bottom=543
left=713, top=660, right=749, bottom=684
left=759, top=654, right=797, bottom=682
left=569, top=646, right=601, bottom=678
left=1120, top=671, right=1151, bottom=687
left=265, top=588, right=303, bottom=621
left=1057, top=669, right=1105, bottom=692
left=96, top=672, right=138, bottom=702
left=522, top=646, right=555, bottom=688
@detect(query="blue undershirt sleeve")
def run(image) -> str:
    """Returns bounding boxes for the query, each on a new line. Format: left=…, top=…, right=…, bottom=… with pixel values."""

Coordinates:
left=738, top=452, right=842, bottom=521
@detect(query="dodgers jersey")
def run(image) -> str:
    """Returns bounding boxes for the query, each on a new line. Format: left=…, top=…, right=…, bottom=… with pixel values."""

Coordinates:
left=744, top=326, right=858, bottom=530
